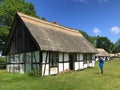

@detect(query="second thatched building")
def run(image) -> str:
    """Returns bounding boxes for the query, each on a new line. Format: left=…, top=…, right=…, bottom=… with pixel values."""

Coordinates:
left=95, top=48, right=110, bottom=61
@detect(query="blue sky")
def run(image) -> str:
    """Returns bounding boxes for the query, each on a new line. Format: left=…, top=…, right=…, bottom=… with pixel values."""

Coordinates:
left=26, top=0, right=120, bottom=43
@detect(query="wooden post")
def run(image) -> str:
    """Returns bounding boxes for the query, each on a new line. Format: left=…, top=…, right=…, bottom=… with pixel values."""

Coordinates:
left=63, top=53, right=64, bottom=71
left=31, top=52, right=33, bottom=70
left=39, top=51, right=42, bottom=76
left=33, top=52, right=38, bottom=70
left=43, top=52, right=48, bottom=76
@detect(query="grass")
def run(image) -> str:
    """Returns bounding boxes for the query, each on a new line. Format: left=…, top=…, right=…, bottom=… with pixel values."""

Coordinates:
left=0, top=59, right=120, bottom=90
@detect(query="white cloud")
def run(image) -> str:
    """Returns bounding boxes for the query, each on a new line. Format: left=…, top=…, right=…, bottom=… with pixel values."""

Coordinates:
left=73, top=0, right=109, bottom=4
left=98, top=0, right=109, bottom=3
left=93, top=27, right=101, bottom=36
left=110, top=26, right=120, bottom=34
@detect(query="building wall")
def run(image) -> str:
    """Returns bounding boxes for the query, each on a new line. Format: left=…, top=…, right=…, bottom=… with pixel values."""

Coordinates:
left=6, top=51, right=40, bottom=74
left=7, top=51, right=96, bottom=76
left=42, top=52, right=70, bottom=76
left=42, top=52, right=96, bottom=76
left=74, top=54, right=83, bottom=70
left=74, top=54, right=96, bottom=70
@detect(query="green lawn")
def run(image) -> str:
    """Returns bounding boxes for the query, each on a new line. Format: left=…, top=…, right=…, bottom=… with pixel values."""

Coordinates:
left=0, top=59, right=120, bottom=90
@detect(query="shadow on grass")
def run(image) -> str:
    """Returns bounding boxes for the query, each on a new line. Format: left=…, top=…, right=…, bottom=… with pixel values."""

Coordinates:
left=93, top=72, right=101, bottom=75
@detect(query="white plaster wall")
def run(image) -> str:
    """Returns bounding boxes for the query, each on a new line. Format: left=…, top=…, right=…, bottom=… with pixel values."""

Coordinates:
left=80, top=62, right=84, bottom=69
left=50, top=67, right=58, bottom=75
left=9, top=64, right=14, bottom=73
left=7, top=64, right=20, bottom=73
left=75, top=54, right=84, bottom=70
left=59, top=63, right=63, bottom=72
left=92, top=61, right=95, bottom=67
left=83, top=64, right=87, bottom=69
left=64, top=63, right=69, bottom=70
left=13, top=64, right=19, bottom=73
left=19, top=64, right=25, bottom=74
left=19, top=53, right=25, bottom=74
left=75, top=62, right=84, bottom=70
left=75, top=62, right=79, bottom=70
left=59, top=53, right=69, bottom=71
left=6, top=64, right=10, bottom=72
left=88, top=63, right=93, bottom=67
left=64, top=53, right=69, bottom=70
left=92, top=54, right=96, bottom=67
left=42, top=52, right=49, bottom=63
left=42, top=64, right=49, bottom=76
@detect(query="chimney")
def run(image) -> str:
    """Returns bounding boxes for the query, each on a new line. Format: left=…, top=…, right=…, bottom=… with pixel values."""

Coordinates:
left=53, top=22, right=59, bottom=25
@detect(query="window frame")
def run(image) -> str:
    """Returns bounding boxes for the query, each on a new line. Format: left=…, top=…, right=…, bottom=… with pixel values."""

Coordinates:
left=49, top=52, right=59, bottom=67
left=87, top=54, right=92, bottom=63
left=83, top=54, right=87, bottom=64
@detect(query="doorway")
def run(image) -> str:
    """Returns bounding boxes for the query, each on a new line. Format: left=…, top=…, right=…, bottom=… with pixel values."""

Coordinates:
left=69, top=54, right=77, bottom=70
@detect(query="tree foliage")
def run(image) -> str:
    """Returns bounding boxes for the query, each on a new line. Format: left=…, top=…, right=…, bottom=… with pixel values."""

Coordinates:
left=79, top=30, right=96, bottom=46
left=95, top=36, right=114, bottom=53
left=0, top=0, right=38, bottom=54
left=112, top=39, right=120, bottom=53
left=79, top=30, right=114, bottom=53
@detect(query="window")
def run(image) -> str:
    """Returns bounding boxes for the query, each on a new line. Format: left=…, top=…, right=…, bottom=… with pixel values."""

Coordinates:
left=83, top=54, right=92, bottom=64
left=69, top=53, right=77, bottom=62
left=77, top=54, right=83, bottom=61
left=83, top=54, right=87, bottom=64
left=50, top=52, right=59, bottom=67
left=87, top=54, right=92, bottom=63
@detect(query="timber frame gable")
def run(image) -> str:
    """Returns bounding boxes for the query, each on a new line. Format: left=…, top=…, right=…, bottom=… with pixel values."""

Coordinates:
left=6, top=14, right=40, bottom=55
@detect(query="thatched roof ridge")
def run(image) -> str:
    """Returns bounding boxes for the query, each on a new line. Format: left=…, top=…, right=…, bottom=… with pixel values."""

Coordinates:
left=17, top=12, right=98, bottom=53
left=17, top=12, right=81, bottom=35
left=96, top=48, right=109, bottom=56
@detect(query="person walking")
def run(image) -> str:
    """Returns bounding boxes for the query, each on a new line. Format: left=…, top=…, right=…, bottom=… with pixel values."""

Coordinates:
left=99, top=57, right=104, bottom=74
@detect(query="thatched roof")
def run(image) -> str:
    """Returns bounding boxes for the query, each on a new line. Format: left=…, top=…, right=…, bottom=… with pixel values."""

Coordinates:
left=15, top=12, right=98, bottom=53
left=96, top=48, right=109, bottom=57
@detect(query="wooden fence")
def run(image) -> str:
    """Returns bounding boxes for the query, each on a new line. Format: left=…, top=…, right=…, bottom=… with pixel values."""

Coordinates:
left=0, top=63, right=6, bottom=69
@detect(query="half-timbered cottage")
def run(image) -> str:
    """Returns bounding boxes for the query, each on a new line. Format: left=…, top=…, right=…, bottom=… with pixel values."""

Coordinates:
left=5, top=12, right=98, bottom=76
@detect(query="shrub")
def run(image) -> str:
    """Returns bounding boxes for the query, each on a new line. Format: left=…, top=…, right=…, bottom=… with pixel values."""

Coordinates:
left=0, top=56, right=6, bottom=63
left=0, top=56, right=6, bottom=69
left=27, top=70, right=41, bottom=77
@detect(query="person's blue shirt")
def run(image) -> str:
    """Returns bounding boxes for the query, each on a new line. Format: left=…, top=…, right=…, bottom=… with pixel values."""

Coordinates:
left=99, top=58, right=104, bottom=67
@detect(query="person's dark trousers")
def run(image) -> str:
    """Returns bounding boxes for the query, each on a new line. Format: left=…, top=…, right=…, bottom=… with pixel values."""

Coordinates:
left=100, top=66, right=103, bottom=74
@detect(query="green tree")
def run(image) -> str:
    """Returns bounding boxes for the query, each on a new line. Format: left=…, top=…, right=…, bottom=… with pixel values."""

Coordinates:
left=0, top=0, right=38, bottom=54
left=95, top=36, right=114, bottom=53
left=79, top=30, right=96, bottom=46
left=112, top=39, right=120, bottom=53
